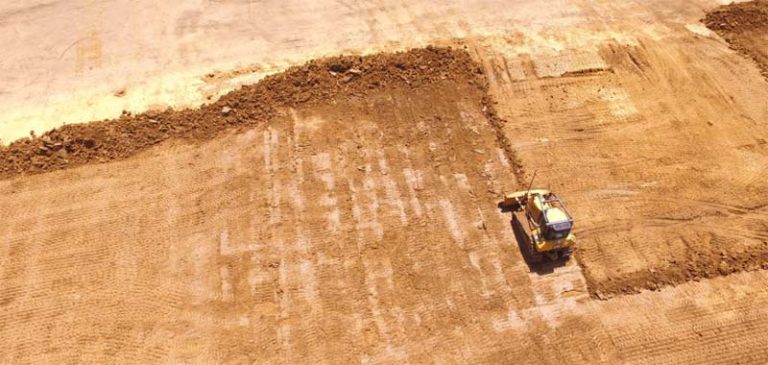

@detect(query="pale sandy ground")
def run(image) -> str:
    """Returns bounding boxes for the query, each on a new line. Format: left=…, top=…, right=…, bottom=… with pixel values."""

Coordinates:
left=0, top=0, right=736, bottom=144
left=3, top=0, right=768, bottom=364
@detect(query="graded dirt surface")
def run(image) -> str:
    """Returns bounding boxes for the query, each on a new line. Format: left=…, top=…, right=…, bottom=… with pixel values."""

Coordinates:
left=483, top=31, right=768, bottom=298
left=3, top=0, right=768, bottom=364
left=0, top=49, right=563, bottom=364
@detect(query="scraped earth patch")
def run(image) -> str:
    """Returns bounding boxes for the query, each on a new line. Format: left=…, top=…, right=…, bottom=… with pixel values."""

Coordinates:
left=0, top=47, right=591, bottom=363
left=704, top=0, right=768, bottom=79
left=579, top=233, right=768, bottom=299
left=566, top=42, right=768, bottom=299
left=481, top=38, right=768, bottom=300
left=3, top=45, right=768, bottom=306
left=6, top=0, right=768, bottom=362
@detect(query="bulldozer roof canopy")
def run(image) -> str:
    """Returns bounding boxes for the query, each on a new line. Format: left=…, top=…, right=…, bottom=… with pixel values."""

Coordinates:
left=544, top=207, right=570, bottom=224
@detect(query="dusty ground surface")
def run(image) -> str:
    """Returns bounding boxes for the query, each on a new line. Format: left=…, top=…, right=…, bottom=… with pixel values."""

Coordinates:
left=482, top=0, right=768, bottom=298
left=2, top=0, right=768, bottom=364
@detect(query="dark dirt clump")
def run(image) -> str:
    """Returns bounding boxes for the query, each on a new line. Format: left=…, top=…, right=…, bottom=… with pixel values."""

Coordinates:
left=704, top=0, right=768, bottom=33
left=0, top=47, right=494, bottom=179
left=703, top=0, right=768, bottom=79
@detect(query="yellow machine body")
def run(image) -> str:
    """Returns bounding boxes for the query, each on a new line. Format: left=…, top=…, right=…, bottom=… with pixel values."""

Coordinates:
left=502, top=189, right=575, bottom=261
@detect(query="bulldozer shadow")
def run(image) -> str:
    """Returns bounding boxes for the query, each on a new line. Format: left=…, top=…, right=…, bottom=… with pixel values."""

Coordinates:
left=509, top=218, right=569, bottom=275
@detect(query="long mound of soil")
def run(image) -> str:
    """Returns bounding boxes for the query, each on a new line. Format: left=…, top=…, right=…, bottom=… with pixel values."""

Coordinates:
left=579, top=240, right=768, bottom=299
left=704, top=0, right=768, bottom=78
left=0, top=47, right=523, bottom=180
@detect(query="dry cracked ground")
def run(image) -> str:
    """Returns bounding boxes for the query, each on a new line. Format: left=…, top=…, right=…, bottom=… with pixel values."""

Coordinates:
left=1, top=0, right=768, bottom=364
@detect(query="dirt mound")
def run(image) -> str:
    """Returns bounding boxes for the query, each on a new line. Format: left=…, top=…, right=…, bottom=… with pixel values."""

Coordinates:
left=704, top=0, right=768, bottom=78
left=0, top=47, right=493, bottom=179
left=704, top=0, right=768, bottom=33
left=580, top=240, right=768, bottom=299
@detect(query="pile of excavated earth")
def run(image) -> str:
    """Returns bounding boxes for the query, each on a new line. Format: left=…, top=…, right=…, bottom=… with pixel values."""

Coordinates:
left=0, top=47, right=522, bottom=181
left=584, top=242, right=768, bottom=298
left=704, top=0, right=768, bottom=78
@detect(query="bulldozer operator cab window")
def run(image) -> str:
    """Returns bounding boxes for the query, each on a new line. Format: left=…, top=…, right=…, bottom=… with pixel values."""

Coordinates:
left=544, top=221, right=571, bottom=240
left=542, top=207, right=572, bottom=240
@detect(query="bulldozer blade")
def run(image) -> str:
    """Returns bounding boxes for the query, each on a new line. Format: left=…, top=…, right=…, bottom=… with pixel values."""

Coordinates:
left=501, top=188, right=552, bottom=209
left=500, top=197, right=522, bottom=210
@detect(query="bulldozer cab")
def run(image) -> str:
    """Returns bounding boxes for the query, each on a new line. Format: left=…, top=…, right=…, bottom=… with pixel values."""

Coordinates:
left=532, top=193, right=573, bottom=240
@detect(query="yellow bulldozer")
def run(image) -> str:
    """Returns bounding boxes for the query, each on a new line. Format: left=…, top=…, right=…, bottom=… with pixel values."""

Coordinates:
left=500, top=177, right=575, bottom=263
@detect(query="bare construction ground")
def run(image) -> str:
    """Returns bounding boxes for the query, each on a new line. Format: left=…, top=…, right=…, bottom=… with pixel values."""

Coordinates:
left=2, top=0, right=768, bottom=364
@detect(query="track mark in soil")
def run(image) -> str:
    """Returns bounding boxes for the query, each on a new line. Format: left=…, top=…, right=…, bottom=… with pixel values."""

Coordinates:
left=481, top=95, right=527, bottom=186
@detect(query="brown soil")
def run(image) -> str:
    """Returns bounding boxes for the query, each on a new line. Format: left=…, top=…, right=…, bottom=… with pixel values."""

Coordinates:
left=580, top=239, right=768, bottom=299
left=0, top=46, right=554, bottom=364
left=704, top=0, right=768, bottom=79
left=7, top=1, right=768, bottom=363
left=482, top=31, right=768, bottom=302
left=0, top=47, right=494, bottom=179
left=2, top=44, right=765, bottom=304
